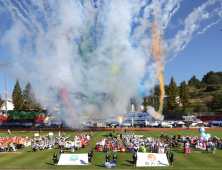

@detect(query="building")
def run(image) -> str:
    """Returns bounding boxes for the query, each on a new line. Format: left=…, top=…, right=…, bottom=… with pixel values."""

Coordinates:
left=196, top=112, right=222, bottom=122
left=1, top=101, right=14, bottom=115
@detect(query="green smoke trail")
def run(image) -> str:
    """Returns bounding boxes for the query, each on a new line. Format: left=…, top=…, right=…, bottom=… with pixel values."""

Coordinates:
left=78, top=24, right=97, bottom=104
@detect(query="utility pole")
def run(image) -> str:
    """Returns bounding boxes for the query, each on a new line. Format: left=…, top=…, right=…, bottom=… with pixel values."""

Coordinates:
left=0, top=62, right=12, bottom=116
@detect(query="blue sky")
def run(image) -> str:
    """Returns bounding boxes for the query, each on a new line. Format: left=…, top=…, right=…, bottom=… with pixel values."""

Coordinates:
left=0, top=0, right=222, bottom=100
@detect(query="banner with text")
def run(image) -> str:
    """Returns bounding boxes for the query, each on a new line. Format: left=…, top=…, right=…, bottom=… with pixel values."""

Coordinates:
left=105, top=162, right=116, bottom=168
left=58, top=154, right=88, bottom=165
left=137, top=153, right=169, bottom=167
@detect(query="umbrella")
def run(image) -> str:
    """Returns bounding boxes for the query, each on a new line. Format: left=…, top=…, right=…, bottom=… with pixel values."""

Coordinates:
left=35, top=122, right=46, bottom=125
left=9, top=122, right=21, bottom=126
left=121, top=122, right=131, bottom=126
left=22, top=122, right=32, bottom=126
left=1, top=123, right=8, bottom=126
left=138, top=112, right=148, bottom=116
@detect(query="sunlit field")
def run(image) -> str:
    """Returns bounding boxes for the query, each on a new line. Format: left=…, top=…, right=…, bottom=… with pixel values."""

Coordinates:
left=0, top=129, right=221, bottom=169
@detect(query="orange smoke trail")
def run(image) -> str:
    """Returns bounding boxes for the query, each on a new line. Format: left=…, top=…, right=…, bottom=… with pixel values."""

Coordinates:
left=150, top=22, right=165, bottom=118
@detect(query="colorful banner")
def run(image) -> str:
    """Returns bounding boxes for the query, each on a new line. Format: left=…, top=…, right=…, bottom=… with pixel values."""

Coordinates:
left=105, top=162, right=116, bottom=168
left=75, top=141, right=82, bottom=148
left=58, top=154, right=88, bottom=165
left=137, top=153, right=169, bottom=167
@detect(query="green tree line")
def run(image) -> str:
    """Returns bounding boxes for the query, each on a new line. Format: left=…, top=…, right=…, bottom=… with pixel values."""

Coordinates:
left=12, top=79, right=42, bottom=112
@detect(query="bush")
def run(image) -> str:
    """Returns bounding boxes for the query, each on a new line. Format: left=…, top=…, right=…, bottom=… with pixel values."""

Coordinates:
left=204, top=86, right=218, bottom=92
left=194, top=104, right=207, bottom=113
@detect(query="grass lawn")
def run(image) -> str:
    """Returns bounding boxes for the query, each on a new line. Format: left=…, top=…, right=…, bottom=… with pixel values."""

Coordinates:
left=0, top=129, right=222, bottom=169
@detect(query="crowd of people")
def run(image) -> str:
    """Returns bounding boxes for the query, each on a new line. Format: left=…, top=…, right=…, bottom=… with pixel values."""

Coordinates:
left=0, top=136, right=30, bottom=152
left=124, top=133, right=167, bottom=153
left=94, top=134, right=125, bottom=152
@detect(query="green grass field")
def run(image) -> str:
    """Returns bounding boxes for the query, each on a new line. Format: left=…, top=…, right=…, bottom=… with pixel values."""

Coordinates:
left=0, top=129, right=222, bottom=169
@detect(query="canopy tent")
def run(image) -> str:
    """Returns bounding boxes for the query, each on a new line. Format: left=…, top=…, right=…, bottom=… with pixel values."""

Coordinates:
left=138, top=112, right=148, bottom=116
left=8, top=111, right=39, bottom=120
left=177, top=121, right=185, bottom=125
left=35, top=122, right=46, bottom=125
left=139, top=116, right=149, bottom=120
left=51, top=122, right=60, bottom=125
left=125, top=112, right=135, bottom=116
left=126, top=117, right=140, bottom=120
left=107, top=121, right=118, bottom=125
left=61, top=122, right=66, bottom=126
left=1, top=123, right=8, bottom=126
left=22, top=122, right=32, bottom=126
left=210, top=121, right=222, bottom=124
left=134, top=121, right=145, bottom=125
left=121, top=122, right=131, bottom=126
left=133, top=121, right=139, bottom=125
left=148, top=122, right=158, bottom=126
left=9, top=122, right=21, bottom=126
left=85, top=121, right=93, bottom=125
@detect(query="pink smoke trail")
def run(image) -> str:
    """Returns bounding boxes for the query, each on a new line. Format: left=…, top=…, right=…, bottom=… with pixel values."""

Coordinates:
left=58, top=88, right=77, bottom=121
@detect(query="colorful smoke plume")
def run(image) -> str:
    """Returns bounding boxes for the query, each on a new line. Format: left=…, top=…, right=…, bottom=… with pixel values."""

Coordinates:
left=0, top=0, right=221, bottom=124
left=150, top=22, right=165, bottom=118
left=58, top=88, right=77, bottom=122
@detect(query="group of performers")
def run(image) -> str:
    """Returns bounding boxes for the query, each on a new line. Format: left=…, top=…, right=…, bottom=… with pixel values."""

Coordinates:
left=31, top=135, right=56, bottom=152
left=95, top=134, right=125, bottom=152
left=0, top=136, right=30, bottom=152
left=124, top=133, right=167, bottom=153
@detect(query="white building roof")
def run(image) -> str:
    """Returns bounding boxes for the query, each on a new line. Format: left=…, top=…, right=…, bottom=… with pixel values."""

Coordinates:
left=1, top=101, right=14, bottom=111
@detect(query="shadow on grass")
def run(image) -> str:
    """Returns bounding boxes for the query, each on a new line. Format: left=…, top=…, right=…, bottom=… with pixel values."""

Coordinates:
left=122, top=164, right=132, bottom=167
left=45, top=163, right=54, bottom=165
left=27, top=151, right=32, bottom=152
left=95, top=164, right=105, bottom=167
left=124, top=160, right=134, bottom=166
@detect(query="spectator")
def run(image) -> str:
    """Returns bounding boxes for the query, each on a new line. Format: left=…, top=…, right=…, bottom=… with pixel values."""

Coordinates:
left=88, top=150, right=92, bottom=165
left=169, top=151, right=173, bottom=167
left=53, top=152, right=58, bottom=165
left=133, top=152, right=137, bottom=167
left=113, top=153, right=117, bottom=163
left=106, top=152, right=110, bottom=162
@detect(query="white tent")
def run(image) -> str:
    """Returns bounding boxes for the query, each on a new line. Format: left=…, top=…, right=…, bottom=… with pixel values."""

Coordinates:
left=177, top=121, right=185, bottom=125
left=1, top=101, right=14, bottom=111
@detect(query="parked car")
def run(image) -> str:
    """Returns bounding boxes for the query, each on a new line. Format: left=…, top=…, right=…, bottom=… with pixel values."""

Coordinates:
left=193, top=123, right=207, bottom=127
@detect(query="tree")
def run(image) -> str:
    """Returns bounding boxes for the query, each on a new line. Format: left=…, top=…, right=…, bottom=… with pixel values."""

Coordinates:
left=166, top=77, right=179, bottom=111
left=188, top=75, right=200, bottom=86
left=180, top=81, right=190, bottom=110
left=194, top=104, right=207, bottom=113
left=142, top=95, right=158, bottom=112
left=0, top=94, right=4, bottom=108
left=23, top=82, right=36, bottom=110
left=12, top=79, right=23, bottom=111
left=207, top=74, right=220, bottom=85
left=190, top=90, right=197, bottom=99
left=154, top=85, right=160, bottom=96
left=210, top=92, right=222, bottom=111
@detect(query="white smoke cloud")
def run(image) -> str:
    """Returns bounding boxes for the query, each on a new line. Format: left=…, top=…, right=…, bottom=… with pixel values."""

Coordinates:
left=0, top=0, right=221, bottom=124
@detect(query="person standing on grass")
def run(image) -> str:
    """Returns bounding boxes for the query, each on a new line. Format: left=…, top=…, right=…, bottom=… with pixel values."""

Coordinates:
left=113, top=152, right=117, bottom=163
left=165, top=148, right=168, bottom=159
left=90, top=148, right=93, bottom=161
left=53, top=152, right=58, bottom=165
left=125, top=127, right=127, bottom=133
left=106, top=152, right=110, bottom=162
left=133, top=152, right=137, bottom=167
left=59, top=149, right=64, bottom=155
left=169, top=151, right=173, bottom=167
left=88, top=150, right=92, bottom=165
